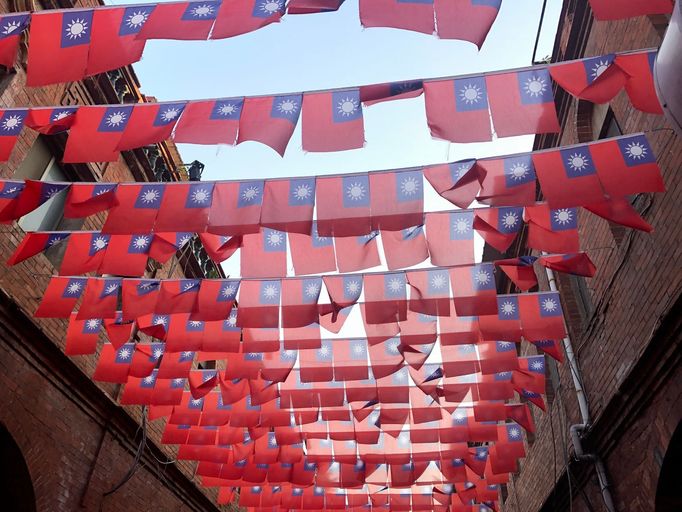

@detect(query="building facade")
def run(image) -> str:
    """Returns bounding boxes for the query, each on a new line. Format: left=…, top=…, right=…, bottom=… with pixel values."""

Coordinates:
left=0, top=1, right=227, bottom=510
left=497, top=1, right=681, bottom=511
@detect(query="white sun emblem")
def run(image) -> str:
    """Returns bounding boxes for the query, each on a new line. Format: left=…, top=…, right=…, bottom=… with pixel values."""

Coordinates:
left=502, top=212, right=519, bottom=229
left=353, top=344, right=365, bottom=355
left=2, top=186, right=18, bottom=196
left=86, top=319, right=100, bottom=330
left=531, top=360, right=544, bottom=371
left=260, top=0, right=282, bottom=14
left=2, top=115, right=22, bottom=131
left=267, top=231, right=284, bottom=246
left=431, top=274, right=447, bottom=289
left=318, top=345, right=330, bottom=357
left=398, top=433, right=410, bottom=445
left=181, top=351, right=193, bottom=359
left=154, top=316, right=168, bottom=326
left=542, top=298, right=558, bottom=312
left=283, top=349, right=296, bottom=359
left=173, top=378, right=185, bottom=385
left=269, top=436, right=278, bottom=447
left=508, top=427, right=521, bottom=439
left=105, top=111, right=127, bottom=127
left=177, top=234, right=192, bottom=247
left=346, top=182, right=366, bottom=201
left=222, top=284, right=236, bottom=298
left=226, top=314, right=237, bottom=326
left=262, top=284, right=278, bottom=299
left=590, top=59, right=611, bottom=80
left=126, top=10, right=149, bottom=28
left=191, top=188, right=209, bottom=204
left=305, top=282, right=320, bottom=298
left=160, top=108, right=180, bottom=122
left=293, top=184, right=311, bottom=200
left=188, top=321, right=203, bottom=328
left=400, top=176, right=419, bottom=196
left=48, top=236, right=65, bottom=246
left=242, top=186, right=260, bottom=202
left=217, top=103, right=237, bottom=116
left=453, top=218, right=470, bottom=234
left=567, top=152, right=590, bottom=172
left=508, top=162, right=530, bottom=180
left=105, top=284, right=119, bottom=295
left=625, top=142, right=647, bottom=160
left=387, top=278, right=403, bottom=294
left=336, top=97, right=359, bottom=117
left=1, top=20, right=22, bottom=35
left=524, top=75, right=548, bottom=97
left=387, top=340, right=400, bottom=354
left=346, top=280, right=360, bottom=295
left=117, top=348, right=131, bottom=360
left=43, top=188, right=61, bottom=200
left=133, top=236, right=149, bottom=249
left=498, top=341, right=514, bottom=349
left=183, top=282, right=197, bottom=292
left=53, top=110, right=73, bottom=121
left=67, top=282, right=82, bottom=294
left=153, top=348, right=164, bottom=359
left=553, top=209, right=574, bottom=226
left=65, top=18, right=88, bottom=39
left=500, top=301, right=516, bottom=316
left=191, top=398, right=202, bottom=406
left=191, top=4, right=214, bottom=16
left=394, top=370, right=407, bottom=382
left=143, top=375, right=155, bottom=384
left=277, top=99, right=298, bottom=115
left=459, top=83, right=483, bottom=104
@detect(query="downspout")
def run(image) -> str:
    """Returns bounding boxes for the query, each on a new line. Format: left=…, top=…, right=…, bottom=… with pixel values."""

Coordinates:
left=543, top=261, right=617, bottom=512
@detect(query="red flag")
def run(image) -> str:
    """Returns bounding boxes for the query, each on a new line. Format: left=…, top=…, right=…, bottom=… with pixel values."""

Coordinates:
left=156, top=279, right=200, bottom=315
left=237, top=280, right=281, bottom=328
left=407, top=269, right=451, bottom=317
left=473, top=206, right=524, bottom=252
left=332, top=339, right=370, bottom=381
left=99, top=234, right=152, bottom=277
left=6, top=232, right=69, bottom=266
left=209, top=181, right=264, bottom=236
left=585, top=197, right=653, bottom=232
left=424, top=159, right=481, bottom=209
left=0, top=109, right=27, bottom=161
left=495, top=256, right=539, bottom=291
left=1, top=180, right=68, bottom=222
left=300, top=340, right=334, bottom=382
left=478, top=295, right=523, bottom=341
left=381, top=226, right=429, bottom=271
left=63, top=183, right=117, bottom=218
left=241, top=229, right=287, bottom=278
left=86, top=6, right=152, bottom=76
left=302, top=89, right=364, bottom=152
left=449, top=263, right=497, bottom=316
left=531, top=339, right=564, bottom=362
left=425, top=211, right=475, bottom=266
left=486, top=68, right=560, bottom=138
left=63, top=105, right=135, bottom=163
left=288, top=223, right=337, bottom=275
left=93, top=343, right=135, bottom=383
left=476, top=154, right=537, bottom=206
left=149, top=232, right=193, bottom=265
left=155, top=182, right=214, bottom=232
left=0, top=13, right=29, bottom=68
left=369, top=169, right=424, bottom=230
left=76, top=278, right=121, bottom=320
left=198, top=233, right=240, bottom=263
left=121, top=279, right=160, bottom=321
left=359, top=0, right=435, bottom=34
left=173, top=98, right=243, bottom=144
left=316, top=174, right=372, bottom=236
left=262, top=343, right=298, bottom=382
left=237, top=95, right=302, bottom=156
left=195, top=279, right=239, bottom=321
left=137, top=1, right=220, bottom=40
left=434, top=0, right=501, bottom=47
left=438, top=308, right=479, bottom=346
left=212, top=0, right=284, bottom=38
left=35, top=277, right=88, bottom=318
left=424, top=77, right=492, bottom=142
left=117, top=102, right=187, bottom=151
left=399, top=309, right=437, bottom=347
left=0, top=180, right=25, bottom=222
left=26, top=9, right=93, bottom=86
left=281, top=277, right=322, bottom=328
left=477, top=340, right=519, bottom=374
left=519, top=292, right=566, bottom=341
left=103, top=313, right=135, bottom=349
left=615, top=51, right=663, bottom=114
left=360, top=80, right=424, bottom=106
left=25, top=107, right=78, bottom=136
left=334, top=232, right=381, bottom=273
left=524, top=205, right=580, bottom=253
left=65, top=314, right=101, bottom=355
left=539, top=253, right=596, bottom=278
left=363, top=273, right=407, bottom=325
left=101, top=184, right=165, bottom=235
left=549, top=54, right=627, bottom=103
left=441, top=343, right=479, bottom=377
left=284, top=323, right=322, bottom=350
left=261, top=177, right=315, bottom=234
left=587, top=0, right=673, bottom=20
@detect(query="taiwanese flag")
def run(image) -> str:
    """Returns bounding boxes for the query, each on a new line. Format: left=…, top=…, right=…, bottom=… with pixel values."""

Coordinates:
left=58, top=233, right=109, bottom=275
left=102, top=183, right=164, bottom=233
left=550, top=54, right=627, bottom=103
left=302, top=89, right=364, bottom=152
left=261, top=177, right=315, bottom=234
left=63, top=183, right=117, bottom=218
left=381, top=226, right=429, bottom=271
left=407, top=269, right=451, bottom=317
left=615, top=51, right=663, bottom=114
left=538, top=252, right=596, bottom=278
left=589, top=134, right=664, bottom=198
left=0, top=180, right=24, bottom=222
left=476, top=154, right=537, bottom=206
left=486, top=68, right=560, bottom=138
left=288, top=0, right=345, bottom=14
left=26, top=9, right=94, bottom=86
left=3, top=180, right=69, bottom=222
left=137, top=0, right=221, bottom=40
left=423, top=159, right=481, bottom=209
left=202, top=315, right=241, bottom=353
left=26, top=107, right=78, bottom=135
left=524, top=205, right=580, bottom=254
left=359, top=0, right=435, bottom=34
left=155, top=182, right=214, bottom=232
left=65, top=314, right=102, bottom=355
left=156, top=279, right=201, bottom=315
left=441, top=343, right=479, bottom=377
left=399, top=310, right=437, bottom=346
left=86, top=6, right=154, bottom=76
left=35, top=277, right=87, bottom=318
left=513, top=355, right=546, bottom=395
left=212, top=0, right=284, bottom=38
left=198, top=233, right=241, bottom=263
left=194, top=279, right=239, bottom=321
left=0, top=14, right=29, bottom=68
left=117, top=102, right=187, bottom=151
left=495, top=256, right=539, bottom=291
left=119, top=371, right=159, bottom=406
left=321, top=273, right=362, bottom=321
left=7, top=232, right=69, bottom=265
left=519, top=292, right=566, bottom=341
left=63, top=105, right=135, bottom=163
left=93, top=343, right=135, bottom=383
left=300, top=340, right=334, bottom=382
left=237, top=95, right=302, bottom=156
left=103, top=313, right=135, bottom=349
left=478, top=295, right=523, bottom=341
left=208, top=181, right=264, bottom=236
left=495, top=423, right=526, bottom=461
left=531, top=339, right=563, bottom=362
left=173, top=98, right=243, bottom=144
left=237, top=279, right=281, bottom=328
left=262, top=343, right=297, bottom=382
left=149, top=232, right=193, bottom=264
left=241, top=229, right=287, bottom=278
left=360, top=80, right=424, bottom=106
left=477, top=340, right=519, bottom=374
left=99, top=234, right=152, bottom=277
left=284, top=323, right=322, bottom=349
left=473, top=206, right=524, bottom=252
left=121, top=279, right=160, bottom=321
left=377, top=366, right=411, bottom=403
left=532, top=144, right=607, bottom=208
left=449, top=263, right=497, bottom=316
left=438, top=307, right=479, bottom=346
left=76, top=278, right=121, bottom=320
left=425, top=211, right=475, bottom=266
left=363, top=273, right=408, bottom=325
left=165, top=315, right=204, bottom=351
left=316, top=174, right=372, bottom=236
left=370, top=169, right=424, bottom=230
left=288, top=222, right=337, bottom=275
left=333, top=339, right=369, bottom=381
left=157, top=350, right=195, bottom=378
left=587, top=0, right=673, bottom=20
left=282, top=277, right=322, bottom=328
left=424, top=77, right=492, bottom=143
left=137, top=314, right=170, bottom=341
left=334, top=232, right=381, bottom=273
left=434, top=0, right=501, bottom=46
left=585, top=197, right=653, bottom=232
left=0, top=108, right=27, bottom=160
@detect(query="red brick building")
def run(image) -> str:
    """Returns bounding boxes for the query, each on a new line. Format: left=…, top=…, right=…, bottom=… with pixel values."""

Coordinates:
left=0, top=1, right=227, bottom=510
left=496, top=2, right=681, bottom=511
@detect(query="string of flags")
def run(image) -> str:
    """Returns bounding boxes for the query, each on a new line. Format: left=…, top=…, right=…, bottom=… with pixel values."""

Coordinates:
left=0, top=50, right=661, bottom=161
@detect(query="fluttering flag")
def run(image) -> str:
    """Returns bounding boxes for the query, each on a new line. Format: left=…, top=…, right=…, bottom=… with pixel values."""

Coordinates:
left=615, top=51, right=663, bottom=114
left=93, top=343, right=136, bottom=383
left=116, top=102, right=187, bottom=150
left=370, top=169, right=424, bottom=230
left=99, top=234, right=152, bottom=277
left=449, top=262, right=498, bottom=316
left=198, top=233, right=241, bottom=262
left=59, top=233, right=110, bottom=275
left=63, top=105, right=135, bottom=162
left=425, top=211, right=475, bottom=266
left=473, top=206, right=524, bottom=252
left=237, top=95, right=302, bottom=156
left=363, top=273, right=408, bottom=325
left=173, top=98, right=243, bottom=144
left=241, top=228, right=287, bottom=278
left=35, top=277, right=87, bottom=318
left=65, top=314, right=102, bottom=355
left=0, top=13, right=30, bottom=68
left=261, top=177, right=316, bottom=234
left=209, top=181, right=264, bottom=235
left=102, top=183, right=164, bottom=233
left=434, top=0, right=501, bottom=47
left=360, top=80, right=424, bottom=106
left=316, top=174, right=372, bottom=236
left=587, top=0, right=673, bottom=20
left=26, top=9, right=94, bottom=86
left=0, top=108, right=27, bottom=160
left=486, top=68, right=560, bottom=137
left=407, top=269, right=451, bottom=317
left=524, top=205, right=580, bottom=253
left=549, top=54, right=627, bottom=103
left=302, top=89, right=365, bottom=152
left=282, top=278, right=322, bottom=328
left=121, top=279, right=160, bottom=321
left=237, top=280, right=281, bottom=328
left=424, top=77, right=492, bottom=142
left=423, top=159, right=480, bottom=209
left=0, top=181, right=26, bottom=223
left=25, top=107, right=78, bottom=135
left=519, top=292, right=566, bottom=341
left=538, top=253, right=596, bottom=278
left=495, top=256, right=539, bottom=291
left=287, top=0, right=345, bottom=14
left=63, top=183, right=117, bottom=218
left=585, top=197, right=653, bottom=232
left=381, top=226, right=429, bottom=270
left=359, top=0, right=435, bottom=35
left=6, top=232, right=69, bottom=265
left=155, top=182, right=214, bottom=233
left=212, top=0, right=284, bottom=38
left=76, top=277, right=121, bottom=320
left=288, top=223, right=337, bottom=275
left=334, top=232, right=381, bottom=273
left=479, top=295, right=523, bottom=341
left=137, top=1, right=220, bottom=40
left=476, top=154, right=537, bottom=206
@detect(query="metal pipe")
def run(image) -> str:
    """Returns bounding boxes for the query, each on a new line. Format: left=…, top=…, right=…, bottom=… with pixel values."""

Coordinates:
left=569, top=424, right=617, bottom=512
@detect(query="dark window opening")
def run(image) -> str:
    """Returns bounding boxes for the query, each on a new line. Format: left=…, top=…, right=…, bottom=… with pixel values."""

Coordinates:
left=656, top=421, right=682, bottom=511
left=0, top=424, right=37, bottom=512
